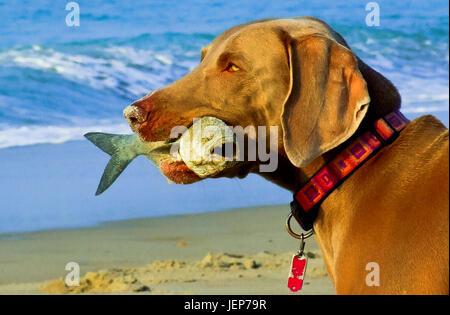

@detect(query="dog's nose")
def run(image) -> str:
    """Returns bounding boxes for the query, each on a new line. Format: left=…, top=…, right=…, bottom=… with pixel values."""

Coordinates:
left=123, top=105, right=149, bottom=131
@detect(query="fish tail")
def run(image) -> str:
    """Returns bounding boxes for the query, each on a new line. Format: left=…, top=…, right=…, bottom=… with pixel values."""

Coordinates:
left=84, top=132, right=136, bottom=195
left=95, top=155, right=133, bottom=195
left=84, top=132, right=124, bottom=155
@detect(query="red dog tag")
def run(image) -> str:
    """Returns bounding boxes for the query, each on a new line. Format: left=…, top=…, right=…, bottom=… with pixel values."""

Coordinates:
left=287, top=254, right=307, bottom=292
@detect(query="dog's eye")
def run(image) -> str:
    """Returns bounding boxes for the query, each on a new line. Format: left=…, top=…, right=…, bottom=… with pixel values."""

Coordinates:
left=225, top=63, right=240, bottom=72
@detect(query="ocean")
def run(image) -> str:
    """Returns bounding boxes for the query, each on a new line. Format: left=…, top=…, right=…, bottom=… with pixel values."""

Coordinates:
left=0, top=0, right=448, bottom=233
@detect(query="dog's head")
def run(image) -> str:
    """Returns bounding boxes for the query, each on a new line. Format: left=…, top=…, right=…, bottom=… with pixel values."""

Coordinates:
left=124, top=17, right=398, bottom=186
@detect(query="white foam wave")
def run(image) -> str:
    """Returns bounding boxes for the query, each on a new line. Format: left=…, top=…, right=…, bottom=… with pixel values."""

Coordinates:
left=385, top=71, right=449, bottom=110
left=0, top=42, right=447, bottom=150
left=0, top=123, right=132, bottom=149
left=402, top=105, right=449, bottom=114
left=0, top=45, right=197, bottom=98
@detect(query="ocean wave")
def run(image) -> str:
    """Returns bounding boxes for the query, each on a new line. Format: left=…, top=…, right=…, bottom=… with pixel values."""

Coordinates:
left=0, top=28, right=448, bottom=150
left=383, top=71, right=449, bottom=111
left=350, top=33, right=449, bottom=117
left=0, top=44, right=198, bottom=99
left=402, top=105, right=449, bottom=114
left=0, top=122, right=131, bottom=149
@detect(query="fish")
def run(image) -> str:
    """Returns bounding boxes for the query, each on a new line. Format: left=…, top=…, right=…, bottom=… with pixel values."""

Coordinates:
left=84, top=116, right=238, bottom=195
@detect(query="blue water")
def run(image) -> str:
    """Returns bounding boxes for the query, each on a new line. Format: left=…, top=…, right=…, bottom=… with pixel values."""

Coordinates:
left=0, top=0, right=448, bottom=233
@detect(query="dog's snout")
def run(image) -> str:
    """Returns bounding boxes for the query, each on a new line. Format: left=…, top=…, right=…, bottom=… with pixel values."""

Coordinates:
left=123, top=105, right=149, bottom=130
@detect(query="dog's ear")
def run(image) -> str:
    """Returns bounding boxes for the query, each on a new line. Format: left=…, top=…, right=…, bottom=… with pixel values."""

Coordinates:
left=280, top=34, right=370, bottom=167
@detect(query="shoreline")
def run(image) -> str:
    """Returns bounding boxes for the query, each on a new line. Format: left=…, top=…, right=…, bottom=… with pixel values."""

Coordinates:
left=0, top=203, right=286, bottom=238
left=0, top=205, right=334, bottom=295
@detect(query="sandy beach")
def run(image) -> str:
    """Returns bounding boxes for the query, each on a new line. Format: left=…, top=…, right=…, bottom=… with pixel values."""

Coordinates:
left=0, top=205, right=334, bottom=295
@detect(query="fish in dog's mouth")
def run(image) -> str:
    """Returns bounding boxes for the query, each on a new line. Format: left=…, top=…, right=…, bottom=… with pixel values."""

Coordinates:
left=145, top=116, right=240, bottom=184
left=84, top=116, right=240, bottom=194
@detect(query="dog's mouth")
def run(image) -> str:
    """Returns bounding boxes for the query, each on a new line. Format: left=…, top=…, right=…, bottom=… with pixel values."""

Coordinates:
left=158, top=159, right=202, bottom=184
left=140, top=117, right=241, bottom=184
left=141, top=138, right=200, bottom=185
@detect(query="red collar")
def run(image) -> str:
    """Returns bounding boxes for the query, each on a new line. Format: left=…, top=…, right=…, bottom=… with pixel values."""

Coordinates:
left=290, top=110, right=410, bottom=231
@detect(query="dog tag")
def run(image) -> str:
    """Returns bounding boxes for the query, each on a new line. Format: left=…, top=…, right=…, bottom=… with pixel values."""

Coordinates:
left=287, top=253, right=307, bottom=292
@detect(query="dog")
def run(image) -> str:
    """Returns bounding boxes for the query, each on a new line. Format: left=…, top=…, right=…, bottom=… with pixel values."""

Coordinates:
left=123, top=17, right=449, bottom=294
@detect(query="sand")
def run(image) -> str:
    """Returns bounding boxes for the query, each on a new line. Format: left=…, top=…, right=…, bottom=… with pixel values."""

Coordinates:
left=0, top=205, right=334, bottom=295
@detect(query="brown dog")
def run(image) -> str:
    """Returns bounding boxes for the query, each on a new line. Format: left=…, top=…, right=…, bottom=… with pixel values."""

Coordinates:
left=123, top=17, right=449, bottom=294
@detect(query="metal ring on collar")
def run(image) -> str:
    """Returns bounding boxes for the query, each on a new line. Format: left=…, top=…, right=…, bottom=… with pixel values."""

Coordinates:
left=286, top=213, right=314, bottom=240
